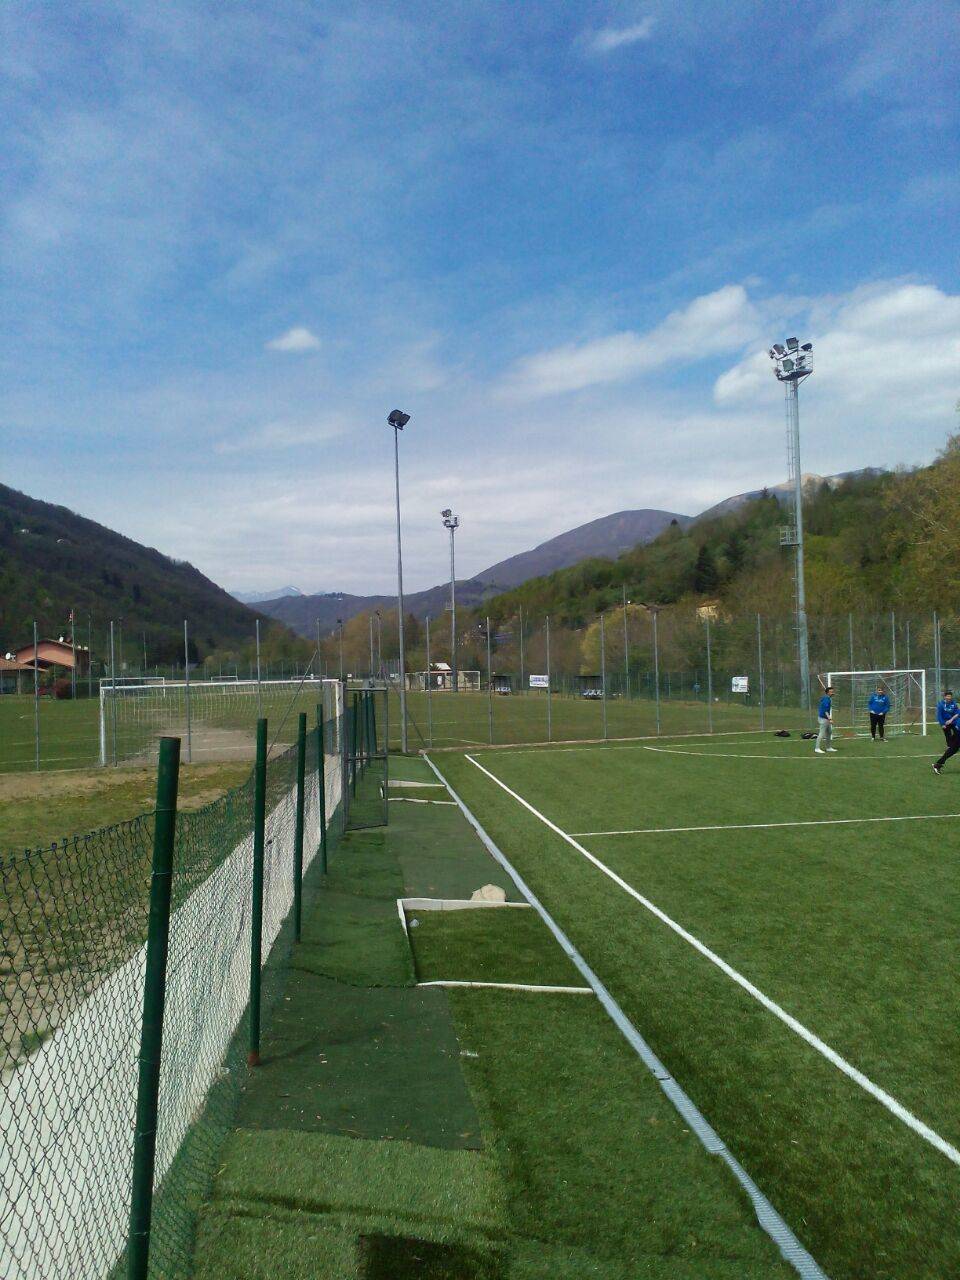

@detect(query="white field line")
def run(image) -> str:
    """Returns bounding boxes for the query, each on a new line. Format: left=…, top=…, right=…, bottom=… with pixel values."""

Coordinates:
left=427, top=755, right=827, bottom=1278
left=417, top=980, right=594, bottom=995
left=472, top=729, right=781, bottom=757
left=572, top=812, right=960, bottom=838
left=387, top=796, right=456, bottom=806
left=464, top=753, right=960, bottom=1169
left=640, top=744, right=920, bottom=763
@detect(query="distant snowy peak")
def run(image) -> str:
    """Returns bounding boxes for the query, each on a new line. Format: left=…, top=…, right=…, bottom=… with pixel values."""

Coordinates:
left=231, top=585, right=304, bottom=604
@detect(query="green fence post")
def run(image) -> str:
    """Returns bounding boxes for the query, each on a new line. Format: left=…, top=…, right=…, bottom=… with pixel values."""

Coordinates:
left=293, top=711, right=307, bottom=943
left=316, top=705, right=328, bottom=873
left=127, top=736, right=181, bottom=1280
left=248, top=717, right=267, bottom=1067
left=351, top=693, right=359, bottom=797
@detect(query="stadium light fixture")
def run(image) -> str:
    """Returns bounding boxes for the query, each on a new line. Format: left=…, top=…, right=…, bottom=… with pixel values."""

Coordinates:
left=441, top=509, right=461, bottom=694
left=388, top=410, right=411, bottom=752
left=769, top=335, right=814, bottom=710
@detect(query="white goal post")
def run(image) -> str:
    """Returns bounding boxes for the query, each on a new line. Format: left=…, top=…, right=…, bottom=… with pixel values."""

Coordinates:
left=99, top=676, right=333, bottom=765
left=825, top=669, right=927, bottom=736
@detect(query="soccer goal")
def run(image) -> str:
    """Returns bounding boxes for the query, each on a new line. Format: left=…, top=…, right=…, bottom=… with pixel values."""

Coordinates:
left=825, top=669, right=927, bottom=736
left=99, top=676, right=334, bottom=764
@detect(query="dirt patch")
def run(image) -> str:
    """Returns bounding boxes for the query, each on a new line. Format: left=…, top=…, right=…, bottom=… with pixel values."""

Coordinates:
left=0, top=767, right=156, bottom=804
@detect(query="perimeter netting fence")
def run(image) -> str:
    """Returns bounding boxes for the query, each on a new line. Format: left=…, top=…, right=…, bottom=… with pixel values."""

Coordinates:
left=0, top=680, right=383, bottom=1280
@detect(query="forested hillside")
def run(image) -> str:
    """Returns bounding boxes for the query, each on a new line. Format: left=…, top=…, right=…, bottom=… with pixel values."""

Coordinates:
left=479, top=438, right=956, bottom=631
left=0, top=484, right=298, bottom=667
left=318, top=434, right=954, bottom=685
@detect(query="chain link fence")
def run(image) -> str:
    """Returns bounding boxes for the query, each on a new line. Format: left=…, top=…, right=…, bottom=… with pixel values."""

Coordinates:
left=1, top=680, right=352, bottom=1279
left=389, top=608, right=950, bottom=749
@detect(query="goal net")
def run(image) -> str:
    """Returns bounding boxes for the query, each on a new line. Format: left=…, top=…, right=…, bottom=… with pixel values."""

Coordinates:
left=825, top=669, right=927, bottom=736
left=99, top=676, right=337, bottom=764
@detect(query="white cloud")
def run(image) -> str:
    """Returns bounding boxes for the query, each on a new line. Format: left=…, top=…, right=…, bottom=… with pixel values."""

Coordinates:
left=265, top=326, right=321, bottom=353
left=586, top=19, right=655, bottom=53
left=499, top=285, right=760, bottom=400
left=714, top=282, right=960, bottom=422
left=215, top=416, right=348, bottom=454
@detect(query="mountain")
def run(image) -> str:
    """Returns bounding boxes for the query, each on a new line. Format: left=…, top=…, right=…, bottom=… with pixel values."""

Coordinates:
left=231, top=586, right=304, bottom=604
left=695, top=469, right=885, bottom=522
left=257, top=508, right=688, bottom=637
left=254, top=471, right=892, bottom=640
left=481, top=466, right=905, bottom=631
left=474, top=509, right=691, bottom=589
left=0, top=483, right=266, bottom=664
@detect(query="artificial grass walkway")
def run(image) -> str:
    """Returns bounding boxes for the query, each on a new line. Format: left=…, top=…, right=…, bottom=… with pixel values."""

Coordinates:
left=190, top=754, right=795, bottom=1279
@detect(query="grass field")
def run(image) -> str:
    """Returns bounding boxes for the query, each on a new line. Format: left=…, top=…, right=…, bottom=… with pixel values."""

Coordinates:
left=191, top=755, right=798, bottom=1279
left=0, top=682, right=330, bottom=773
left=388, top=687, right=811, bottom=750
left=0, top=761, right=252, bottom=852
left=428, top=728, right=959, bottom=1279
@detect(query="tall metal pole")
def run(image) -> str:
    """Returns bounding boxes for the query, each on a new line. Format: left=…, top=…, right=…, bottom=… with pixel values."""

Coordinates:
left=183, top=620, right=192, bottom=764
left=545, top=616, right=552, bottom=741
left=316, top=618, right=322, bottom=682
left=786, top=377, right=810, bottom=710
left=110, top=619, right=118, bottom=766
left=33, top=620, right=40, bottom=772
left=486, top=616, right=494, bottom=744
left=848, top=612, right=854, bottom=673
left=622, top=585, right=629, bottom=698
left=392, top=422, right=409, bottom=753
left=706, top=616, right=714, bottom=734
left=375, top=612, right=382, bottom=678
left=905, top=619, right=911, bottom=670
left=934, top=611, right=942, bottom=694
left=891, top=610, right=897, bottom=669
left=653, top=609, right=661, bottom=736
left=443, top=513, right=459, bottom=694
left=519, top=603, right=525, bottom=693
left=337, top=620, right=344, bottom=683
left=255, top=619, right=262, bottom=720
left=87, top=614, right=93, bottom=699
left=599, top=612, right=608, bottom=740
left=425, top=615, right=434, bottom=747
left=142, top=633, right=147, bottom=677
left=369, top=613, right=375, bottom=677
left=70, top=611, right=77, bottom=699
left=757, top=613, right=765, bottom=731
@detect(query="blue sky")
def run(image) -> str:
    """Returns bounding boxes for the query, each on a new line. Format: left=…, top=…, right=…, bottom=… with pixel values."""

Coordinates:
left=2, top=1, right=958, bottom=594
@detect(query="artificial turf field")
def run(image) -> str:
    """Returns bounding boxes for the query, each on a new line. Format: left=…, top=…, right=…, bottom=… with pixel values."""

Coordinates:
left=429, top=729, right=960, bottom=1279
left=190, top=754, right=799, bottom=1280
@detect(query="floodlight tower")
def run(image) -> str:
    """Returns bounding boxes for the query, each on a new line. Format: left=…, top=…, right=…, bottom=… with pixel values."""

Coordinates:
left=769, top=337, right=814, bottom=710
left=388, top=410, right=411, bottom=752
left=441, top=509, right=460, bottom=693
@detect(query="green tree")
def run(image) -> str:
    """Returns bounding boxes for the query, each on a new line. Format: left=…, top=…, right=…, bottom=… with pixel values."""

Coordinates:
left=692, top=545, right=719, bottom=594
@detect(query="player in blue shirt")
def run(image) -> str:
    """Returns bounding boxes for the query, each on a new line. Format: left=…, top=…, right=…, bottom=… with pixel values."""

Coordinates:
left=933, top=689, right=960, bottom=774
left=815, top=685, right=837, bottom=754
left=868, top=685, right=890, bottom=741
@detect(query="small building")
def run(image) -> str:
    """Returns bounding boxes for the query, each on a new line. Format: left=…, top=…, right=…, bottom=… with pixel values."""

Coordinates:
left=0, top=654, right=34, bottom=694
left=12, top=639, right=91, bottom=674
